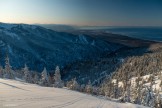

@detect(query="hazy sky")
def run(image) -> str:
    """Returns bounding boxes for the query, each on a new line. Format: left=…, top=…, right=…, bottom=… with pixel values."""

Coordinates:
left=0, top=0, right=162, bottom=26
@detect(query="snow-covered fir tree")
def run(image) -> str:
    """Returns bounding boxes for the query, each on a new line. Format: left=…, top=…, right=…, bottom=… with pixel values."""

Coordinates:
left=80, top=84, right=85, bottom=92
left=72, top=78, right=80, bottom=90
left=23, top=64, right=32, bottom=83
left=113, top=75, right=119, bottom=99
left=41, top=67, right=49, bottom=86
left=0, top=66, right=3, bottom=78
left=155, top=90, right=162, bottom=108
left=4, top=55, right=14, bottom=79
left=54, top=66, right=63, bottom=88
left=141, top=86, right=155, bottom=107
left=68, top=78, right=80, bottom=90
left=85, top=80, right=93, bottom=93
left=132, top=75, right=142, bottom=104
left=66, top=80, right=72, bottom=89
left=92, top=86, right=99, bottom=95
left=33, top=72, right=39, bottom=84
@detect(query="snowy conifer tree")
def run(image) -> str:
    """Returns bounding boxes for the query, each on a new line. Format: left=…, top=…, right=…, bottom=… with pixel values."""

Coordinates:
left=33, top=73, right=39, bottom=84
left=80, top=84, right=85, bottom=92
left=23, top=64, right=31, bottom=83
left=141, top=86, right=155, bottom=107
left=48, top=75, right=53, bottom=86
left=154, top=90, right=161, bottom=108
left=71, top=78, right=80, bottom=90
left=4, top=55, right=14, bottom=79
left=108, top=79, right=113, bottom=97
left=92, top=86, right=99, bottom=95
left=114, top=76, right=119, bottom=99
left=0, top=66, right=3, bottom=78
left=124, top=80, right=131, bottom=102
left=132, top=75, right=142, bottom=104
left=85, top=80, right=92, bottom=93
left=41, top=67, right=49, bottom=86
left=54, top=66, right=63, bottom=88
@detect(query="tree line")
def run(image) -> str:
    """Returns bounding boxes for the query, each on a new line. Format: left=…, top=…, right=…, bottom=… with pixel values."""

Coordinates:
left=1, top=51, right=162, bottom=108
left=0, top=55, right=95, bottom=94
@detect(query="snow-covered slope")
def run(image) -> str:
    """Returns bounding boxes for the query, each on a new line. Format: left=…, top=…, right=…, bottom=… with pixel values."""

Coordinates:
left=0, top=23, right=124, bottom=71
left=0, top=78, right=147, bottom=108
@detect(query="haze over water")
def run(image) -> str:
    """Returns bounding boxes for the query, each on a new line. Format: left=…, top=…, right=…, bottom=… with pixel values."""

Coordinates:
left=107, top=27, right=162, bottom=42
left=81, top=26, right=162, bottom=42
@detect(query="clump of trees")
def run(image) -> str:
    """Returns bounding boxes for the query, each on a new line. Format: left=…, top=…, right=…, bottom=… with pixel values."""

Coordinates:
left=100, top=72, right=162, bottom=107
left=99, top=51, right=162, bottom=107
left=0, top=55, right=64, bottom=88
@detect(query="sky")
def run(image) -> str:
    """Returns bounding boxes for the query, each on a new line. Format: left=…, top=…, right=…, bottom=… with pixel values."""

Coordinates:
left=0, top=0, right=162, bottom=26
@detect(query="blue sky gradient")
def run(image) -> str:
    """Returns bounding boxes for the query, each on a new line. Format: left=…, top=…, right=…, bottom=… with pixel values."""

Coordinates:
left=0, top=0, right=162, bottom=26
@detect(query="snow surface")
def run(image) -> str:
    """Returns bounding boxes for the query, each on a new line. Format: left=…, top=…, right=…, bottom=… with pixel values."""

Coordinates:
left=0, top=78, right=148, bottom=108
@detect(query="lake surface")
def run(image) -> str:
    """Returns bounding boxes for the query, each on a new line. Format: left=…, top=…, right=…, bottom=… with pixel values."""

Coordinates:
left=81, top=27, right=162, bottom=42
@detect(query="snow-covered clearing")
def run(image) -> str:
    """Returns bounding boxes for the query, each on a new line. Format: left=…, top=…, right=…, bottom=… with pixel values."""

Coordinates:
left=0, top=78, right=147, bottom=108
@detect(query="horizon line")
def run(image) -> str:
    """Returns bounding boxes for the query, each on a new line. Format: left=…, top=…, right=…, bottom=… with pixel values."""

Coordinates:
left=1, top=22, right=162, bottom=27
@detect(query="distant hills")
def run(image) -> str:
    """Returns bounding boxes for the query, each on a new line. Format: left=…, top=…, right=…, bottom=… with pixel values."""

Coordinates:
left=0, top=23, right=123, bottom=71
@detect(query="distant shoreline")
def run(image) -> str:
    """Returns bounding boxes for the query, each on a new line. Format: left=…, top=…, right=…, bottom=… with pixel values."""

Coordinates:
left=39, top=24, right=162, bottom=43
left=109, top=32, right=162, bottom=43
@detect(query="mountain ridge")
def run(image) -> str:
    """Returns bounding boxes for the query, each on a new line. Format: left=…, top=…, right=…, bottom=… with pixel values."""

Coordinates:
left=0, top=23, right=124, bottom=72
